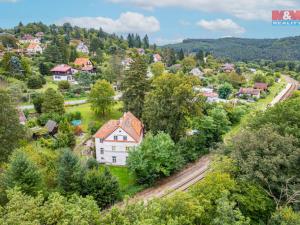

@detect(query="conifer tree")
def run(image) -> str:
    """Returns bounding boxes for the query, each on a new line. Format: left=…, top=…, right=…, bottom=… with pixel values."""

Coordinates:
left=0, top=89, right=23, bottom=163
left=121, top=54, right=149, bottom=118
left=3, top=151, right=42, bottom=196
left=57, top=149, right=84, bottom=194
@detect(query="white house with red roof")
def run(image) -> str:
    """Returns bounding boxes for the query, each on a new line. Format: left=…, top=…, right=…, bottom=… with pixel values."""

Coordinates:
left=26, top=43, right=43, bottom=55
left=94, top=112, right=144, bottom=166
left=153, top=53, right=162, bottom=63
left=51, top=64, right=74, bottom=81
left=74, top=57, right=94, bottom=73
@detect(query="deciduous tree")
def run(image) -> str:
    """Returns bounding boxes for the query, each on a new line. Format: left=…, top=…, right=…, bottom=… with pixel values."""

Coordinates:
left=89, top=80, right=115, bottom=116
left=42, top=88, right=64, bottom=115
left=128, top=132, right=183, bottom=185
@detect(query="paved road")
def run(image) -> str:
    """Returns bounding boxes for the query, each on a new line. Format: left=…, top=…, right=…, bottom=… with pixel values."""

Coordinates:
left=18, top=93, right=122, bottom=110
left=19, top=99, right=88, bottom=110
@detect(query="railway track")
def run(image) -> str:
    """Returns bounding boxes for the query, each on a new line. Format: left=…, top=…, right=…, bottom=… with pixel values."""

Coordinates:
left=132, top=155, right=211, bottom=203
left=111, top=77, right=299, bottom=209
left=279, top=82, right=298, bottom=101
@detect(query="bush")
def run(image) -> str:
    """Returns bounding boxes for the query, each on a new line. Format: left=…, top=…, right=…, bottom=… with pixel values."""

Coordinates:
left=27, top=76, right=43, bottom=89
left=85, top=158, right=99, bottom=170
left=65, top=111, right=82, bottom=122
left=58, top=80, right=70, bottom=91
left=88, top=121, right=101, bottom=134
left=177, top=135, right=208, bottom=163
left=26, top=119, right=37, bottom=128
left=37, top=113, right=62, bottom=126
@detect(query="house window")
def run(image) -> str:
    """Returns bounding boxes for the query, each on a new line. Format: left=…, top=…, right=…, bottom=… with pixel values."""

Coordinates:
left=55, top=75, right=60, bottom=79
left=114, top=136, right=118, bottom=141
left=100, top=148, right=104, bottom=154
left=123, top=136, right=127, bottom=141
left=112, top=156, right=116, bottom=163
left=112, top=146, right=116, bottom=151
left=99, top=139, right=103, bottom=143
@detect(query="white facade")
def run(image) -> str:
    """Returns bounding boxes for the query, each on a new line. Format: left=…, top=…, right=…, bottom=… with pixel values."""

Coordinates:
left=76, top=42, right=89, bottom=54
left=27, top=45, right=43, bottom=55
left=53, top=75, right=74, bottom=81
left=20, top=38, right=40, bottom=44
left=95, top=127, right=142, bottom=166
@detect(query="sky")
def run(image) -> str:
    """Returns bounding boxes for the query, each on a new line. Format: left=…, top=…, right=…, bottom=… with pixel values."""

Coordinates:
left=1, top=0, right=300, bottom=45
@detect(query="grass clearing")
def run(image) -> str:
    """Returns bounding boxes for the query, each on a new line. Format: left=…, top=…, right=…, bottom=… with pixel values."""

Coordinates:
left=66, top=101, right=123, bottom=132
left=223, top=79, right=287, bottom=143
left=99, top=165, right=144, bottom=197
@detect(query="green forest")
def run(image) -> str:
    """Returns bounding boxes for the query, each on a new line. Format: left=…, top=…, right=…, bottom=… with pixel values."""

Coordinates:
left=164, top=36, right=300, bottom=61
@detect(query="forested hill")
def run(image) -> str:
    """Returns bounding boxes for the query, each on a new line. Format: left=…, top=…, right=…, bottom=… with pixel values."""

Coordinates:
left=163, top=36, right=300, bottom=61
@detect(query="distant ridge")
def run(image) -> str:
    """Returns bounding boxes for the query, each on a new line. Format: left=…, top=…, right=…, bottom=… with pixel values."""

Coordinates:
left=163, top=36, right=300, bottom=61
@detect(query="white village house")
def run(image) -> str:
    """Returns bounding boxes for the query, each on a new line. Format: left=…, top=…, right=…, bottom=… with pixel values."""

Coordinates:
left=94, top=112, right=143, bottom=166
left=26, top=43, right=43, bottom=55
left=190, top=67, right=204, bottom=79
left=51, top=64, right=75, bottom=82
left=19, top=34, right=40, bottom=44
left=76, top=42, right=89, bottom=54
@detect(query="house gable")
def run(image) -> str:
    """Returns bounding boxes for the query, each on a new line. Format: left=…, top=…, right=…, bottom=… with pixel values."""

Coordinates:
left=105, top=127, right=136, bottom=142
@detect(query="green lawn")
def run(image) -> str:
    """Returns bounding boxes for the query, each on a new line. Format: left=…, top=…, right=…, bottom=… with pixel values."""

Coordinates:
left=223, top=79, right=287, bottom=143
left=99, top=165, right=144, bottom=197
left=66, top=102, right=123, bottom=131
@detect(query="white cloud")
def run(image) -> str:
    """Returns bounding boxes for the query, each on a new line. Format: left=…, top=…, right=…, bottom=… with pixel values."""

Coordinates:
left=57, top=12, right=160, bottom=34
left=197, top=19, right=245, bottom=34
left=155, top=37, right=184, bottom=45
left=109, top=0, right=298, bottom=21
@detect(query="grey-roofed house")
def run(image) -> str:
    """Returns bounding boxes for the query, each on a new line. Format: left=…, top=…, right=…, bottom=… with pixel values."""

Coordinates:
left=45, top=120, right=58, bottom=135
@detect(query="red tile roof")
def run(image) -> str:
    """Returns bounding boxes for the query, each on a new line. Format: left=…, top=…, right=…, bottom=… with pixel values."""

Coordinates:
left=239, top=88, right=260, bottom=95
left=254, top=82, right=268, bottom=90
left=94, top=112, right=143, bottom=142
left=74, top=57, right=91, bottom=67
left=27, top=43, right=40, bottom=49
left=202, top=92, right=218, bottom=98
left=50, top=64, right=72, bottom=73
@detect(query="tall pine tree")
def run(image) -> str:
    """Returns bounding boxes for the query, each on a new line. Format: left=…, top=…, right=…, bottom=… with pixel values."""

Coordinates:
left=121, top=54, right=149, bottom=118
left=58, top=149, right=84, bottom=195
left=3, top=151, right=42, bottom=196
left=0, top=89, right=23, bottom=163
left=143, top=35, right=149, bottom=49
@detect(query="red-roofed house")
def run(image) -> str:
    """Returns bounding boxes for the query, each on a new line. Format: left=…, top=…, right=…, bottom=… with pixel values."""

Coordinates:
left=74, top=57, right=94, bottom=73
left=51, top=64, right=74, bottom=81
left=238, top=88, right=261, bottom=98
left=254, top=82, right=268, bottom=91
left=20, top=34, right=40, bottom=44
left=153, top=54, right=162, bottom=63
left=26, top=43, right=43, bottom=55
left=221, top=63, right=235, bottom=73
left=94, top=112, right=144, bottom=165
